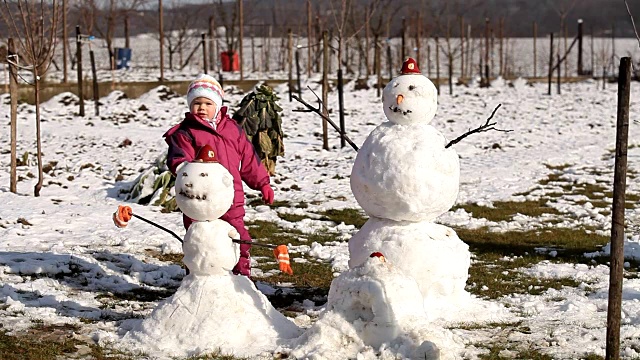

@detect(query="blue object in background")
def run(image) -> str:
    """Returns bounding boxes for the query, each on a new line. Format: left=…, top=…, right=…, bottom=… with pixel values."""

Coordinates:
left=115, top=48, right=132, bottom=69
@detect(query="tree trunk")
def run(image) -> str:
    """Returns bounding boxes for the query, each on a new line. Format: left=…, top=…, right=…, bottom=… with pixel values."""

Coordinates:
left=62, top=0, right=68, bottom=83
left=307, top=0, right=312, bottom=77
left=34, top=71, right=43, bottom=197
left=8, top=38, right=18, bottom=194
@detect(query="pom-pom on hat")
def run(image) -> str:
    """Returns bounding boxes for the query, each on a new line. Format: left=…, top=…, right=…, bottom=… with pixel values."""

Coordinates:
left=400, top=57, right=421, bottom=75
left=194, top=144, right=219, bottom=163
left=187, top=74, right=224, bottom=114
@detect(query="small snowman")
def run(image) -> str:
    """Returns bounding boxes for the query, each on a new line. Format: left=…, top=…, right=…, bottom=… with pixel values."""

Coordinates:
left=176, top=144, right=240, bottom=275
left=349, top=58, right=471, bottom=310
left=122, top=145, right=300, bottom=358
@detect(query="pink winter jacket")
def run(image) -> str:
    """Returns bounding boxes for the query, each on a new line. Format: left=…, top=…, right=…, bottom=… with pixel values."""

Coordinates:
left=163, top=107, right=270, bottom=220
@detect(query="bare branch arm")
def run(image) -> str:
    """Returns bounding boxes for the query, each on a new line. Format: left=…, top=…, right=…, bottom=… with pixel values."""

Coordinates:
left=445, top=104, right=511, bottom=149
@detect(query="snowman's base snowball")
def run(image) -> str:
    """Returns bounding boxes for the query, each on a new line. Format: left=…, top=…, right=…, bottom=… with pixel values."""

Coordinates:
left=121, top=274, right=301, bottom=358
left=289, top=258, right=463, bottom=360
left=349, top=217, right=470, bottom=309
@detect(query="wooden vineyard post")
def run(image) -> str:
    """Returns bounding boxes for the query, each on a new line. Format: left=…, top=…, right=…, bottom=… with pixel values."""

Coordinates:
left=547, top=33, right=553, bottom=96
left=202, top=33, right=208, bottom=74
left=533, top=21, right=537, bottom=78
left=76, top=25, right=84, bottom=117
left=577, top=19, right=584, bottom=75
left=321, top=30, right=329, bottom=151
left=288, top=29, right=293, bottom=102
left=338, top=66, right=345, bottom=148
left=605, top=56, right=631, bottom=360
left=90, top=48, right=99, bottom=116
left=159, top=0, right=164, bottom=82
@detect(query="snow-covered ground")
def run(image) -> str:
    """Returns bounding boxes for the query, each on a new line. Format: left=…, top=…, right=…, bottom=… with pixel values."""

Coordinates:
left=1, top=72, right=640, bottom=359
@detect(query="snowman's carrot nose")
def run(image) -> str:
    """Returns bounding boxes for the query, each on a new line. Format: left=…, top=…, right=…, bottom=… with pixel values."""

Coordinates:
left=396, top=94, right=404, bottom=105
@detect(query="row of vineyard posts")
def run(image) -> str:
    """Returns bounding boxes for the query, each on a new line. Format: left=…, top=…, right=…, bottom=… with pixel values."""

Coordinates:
left=3, top=4, right=627, bottom=198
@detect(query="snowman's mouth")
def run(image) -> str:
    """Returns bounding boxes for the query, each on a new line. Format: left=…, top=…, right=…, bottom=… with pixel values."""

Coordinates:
left=389, top=106, right=412, bottom=116
left=179, top=189, right=207, bottom=200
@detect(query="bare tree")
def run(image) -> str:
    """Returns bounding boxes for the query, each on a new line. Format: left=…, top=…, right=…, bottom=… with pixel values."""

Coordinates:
left=79, top=0, right=148, bottom=70
left=422, top=0, right=486, bottom=84
left=330, top=0, right=383, bottom=75
left=548, top=0, right=577, bottom=76
left=1, top=0, right=62, bottom=196
left=217, top=0, right=239, bottom=53
left=156, top=0, right=199, bottom=70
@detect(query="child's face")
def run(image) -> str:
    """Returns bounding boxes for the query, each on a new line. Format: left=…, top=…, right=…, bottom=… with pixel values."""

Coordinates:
left=190, top=97, right=218, bottom=120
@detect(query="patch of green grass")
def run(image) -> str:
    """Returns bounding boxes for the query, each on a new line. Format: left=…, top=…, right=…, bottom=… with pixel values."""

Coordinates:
left=467, top=252, right=584, bottom=299
left=0, top=323, right=137, bottom=360
left=451, top=320, right=524, bottom=331
left=456, top=226, right=610, bottom=256
left=185, top=350, right=246, bottom=359
left=96, top=287, right=176, bottom=303
left=469, top=330, right=557, bottom=360
left=457, top=226, right=606, bottom=299
left=538, top=172, right=564, bottom=186
left=246, top=198, right=291, bottom=208
left=145, top=250, right=185, bottom=268
left=277, top=212, right=309, bottom=223
left=452, top=199, right=561, bottom=222
left=247, top=220, right=342, bottom=302
left=247, top=220, right=345, bottom=248
left=305, top=230, right=343, bottom=245
left=246, top=220, right=303, bottom=248
left=544, top=163, right=572, bottom=171
left=254, top=260, right=334, bottom=308
left=315, top=208, right=368, bottom=229
left=478, top=345, right=554, bottom=360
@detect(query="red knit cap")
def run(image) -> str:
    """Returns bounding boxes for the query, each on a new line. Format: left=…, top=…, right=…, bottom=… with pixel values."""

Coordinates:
left=195, top=144, right=219, bottom=163
left=400, top=57, right=421, bottom=75
left=369, top=252, right=386, bottom=262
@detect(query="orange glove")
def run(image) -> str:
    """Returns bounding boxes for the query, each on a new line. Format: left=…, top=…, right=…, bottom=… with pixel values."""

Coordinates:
left=113, top=205, right=133, bottom=228
left=273, top=245, right=293, bottom=275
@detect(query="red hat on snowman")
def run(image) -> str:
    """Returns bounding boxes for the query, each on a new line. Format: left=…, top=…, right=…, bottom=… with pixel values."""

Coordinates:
left=400, top=57, right=421, bottom=75
left=194, top=144, right=219, bottom=163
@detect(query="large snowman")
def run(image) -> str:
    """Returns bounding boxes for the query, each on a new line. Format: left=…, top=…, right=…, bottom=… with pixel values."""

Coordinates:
left=349, top=58, right=471, bottom=309
left=122, top=145, right=300, bottom=358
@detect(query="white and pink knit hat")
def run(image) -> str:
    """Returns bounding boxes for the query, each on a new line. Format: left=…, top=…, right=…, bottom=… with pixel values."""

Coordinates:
left=187, top=74, right=224, bottom=117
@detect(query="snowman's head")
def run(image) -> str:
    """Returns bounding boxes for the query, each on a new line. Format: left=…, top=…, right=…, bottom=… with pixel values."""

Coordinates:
left=382, top=58, right=438, bottom=125
left=175, top=145, right=234, bottom=221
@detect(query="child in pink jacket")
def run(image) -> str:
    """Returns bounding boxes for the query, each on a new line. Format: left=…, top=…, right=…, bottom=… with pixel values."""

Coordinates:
left=163, top=73, right=274, bottom=277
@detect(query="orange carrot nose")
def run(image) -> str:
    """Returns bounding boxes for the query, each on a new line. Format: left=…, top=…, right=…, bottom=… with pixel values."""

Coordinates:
left=273, top=245, right=293, bottom=275
left=113, top=205, right=133, bottom=228
left=396, top=94, right=404, bottom=105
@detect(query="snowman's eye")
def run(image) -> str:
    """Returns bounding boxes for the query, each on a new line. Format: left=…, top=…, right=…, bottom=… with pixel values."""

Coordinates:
left=182, top=172, right=188, bottom=177
left=200, top=173, right=208, bottom=177
left=409, top=85, right=416, bottom=91
left=393, top=82, right=399, bottom=88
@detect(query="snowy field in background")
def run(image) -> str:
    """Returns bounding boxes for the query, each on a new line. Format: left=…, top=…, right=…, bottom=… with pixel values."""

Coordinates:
left=2, top=35, right=640, bottom=85
left=1, top=63, right=640, bottom=358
